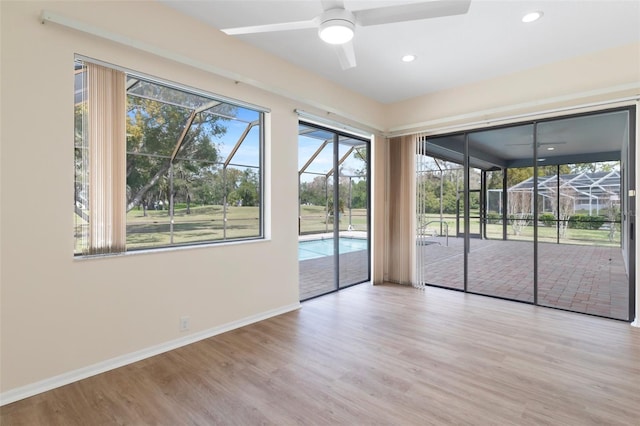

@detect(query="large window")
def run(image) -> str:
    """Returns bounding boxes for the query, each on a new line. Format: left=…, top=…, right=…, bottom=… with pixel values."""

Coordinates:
left=74, top=59, right=265, bottom=255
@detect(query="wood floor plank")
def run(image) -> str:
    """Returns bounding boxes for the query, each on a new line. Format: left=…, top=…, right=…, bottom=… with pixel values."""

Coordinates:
left=2, top=283, right=639, bottom=425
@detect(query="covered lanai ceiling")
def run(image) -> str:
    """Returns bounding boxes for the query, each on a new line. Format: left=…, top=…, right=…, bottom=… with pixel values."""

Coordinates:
left=424, top=109, right=630, bottom=170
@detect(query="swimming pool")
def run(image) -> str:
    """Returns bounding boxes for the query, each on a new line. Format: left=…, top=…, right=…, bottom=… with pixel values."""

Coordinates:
left=299, top=237, right=367, bottom=261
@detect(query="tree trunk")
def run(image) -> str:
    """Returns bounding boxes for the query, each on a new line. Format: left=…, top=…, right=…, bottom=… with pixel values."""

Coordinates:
left=126, top=160, right=171, bottom=212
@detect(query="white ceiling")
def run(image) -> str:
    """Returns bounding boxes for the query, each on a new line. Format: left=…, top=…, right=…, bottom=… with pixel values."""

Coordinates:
left=160, top=0, right=640, bottom=104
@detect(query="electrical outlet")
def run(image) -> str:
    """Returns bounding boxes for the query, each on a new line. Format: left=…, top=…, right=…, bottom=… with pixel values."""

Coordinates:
left=179, top=316, right=190, bottom=332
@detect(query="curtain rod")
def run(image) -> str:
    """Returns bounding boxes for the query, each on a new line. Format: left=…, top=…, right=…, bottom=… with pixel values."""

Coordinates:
left=295, top=109, right=376, bottom=138
left=41, top=10, right=383, bottom=134
left=39, top=10, right=639, bottom=140
left=387, top=91, right=640, bottom=137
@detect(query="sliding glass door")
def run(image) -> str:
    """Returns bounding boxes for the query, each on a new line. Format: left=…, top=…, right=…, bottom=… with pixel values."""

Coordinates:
left=416, top=107, right=635, bottom=321
left=534, top=114, right=629, bottom=318
left=467, top=126, right=535, bottom=302
left=416, top=137, right=464, bottom=290
left=298, top=123, right=370, bottom=300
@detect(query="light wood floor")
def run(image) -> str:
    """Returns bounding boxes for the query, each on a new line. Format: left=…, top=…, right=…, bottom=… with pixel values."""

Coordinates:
left=2, top=283, right=639, bottom=425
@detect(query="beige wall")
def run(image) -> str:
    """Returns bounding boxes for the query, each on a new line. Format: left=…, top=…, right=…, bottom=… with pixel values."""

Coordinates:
left=0, top=0, right=385, bottom=399
left=1, top=0, right=639, bottom=403
left=384, top=42, right=639, bottom=327
left=385, top=42, right=640, bottom=133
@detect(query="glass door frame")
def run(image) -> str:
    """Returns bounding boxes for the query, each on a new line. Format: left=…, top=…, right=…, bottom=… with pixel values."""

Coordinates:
left=298, top=121, right=371, bottom=301
left=457, top=180, right=482, bottom=238
left=419, top=106, right=635, bottom=322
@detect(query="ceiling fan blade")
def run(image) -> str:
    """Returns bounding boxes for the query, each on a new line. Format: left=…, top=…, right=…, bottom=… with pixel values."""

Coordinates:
left=333, top=40, right=356, bottom=70
left=321, top=0, right=345, bottom=11
left=506, top=141, right=567, bottom=147
left=221, top=19, right=317, bottom=36
left=354, top=0, right=471, bottom=27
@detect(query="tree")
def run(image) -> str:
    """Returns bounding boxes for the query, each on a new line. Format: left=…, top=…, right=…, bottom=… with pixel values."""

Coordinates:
left=349, top=179, right=368, bottom=209
left=191, top=166, right=217, bottom=205
left=507, top=190, right=532, bottom=235
left=227, top=168, right=260, bottom=207
left=125, top=95, right=227, bottom=213
left=416, top=169, right=459, bottom=215
left=74, top=103, right=89, bottom=221
left=507, top=165, right=571, bottom=188
left=507, top=167, right=532, bottom=188
left=299, top=176, right=328, bottom=206
left=348, top=147, right=368, bottom=177
left=547, top=181, right=577, bottom=238
left=605, top=196, right=621, bottom=242
left=570, top=161, right=618, bottom=174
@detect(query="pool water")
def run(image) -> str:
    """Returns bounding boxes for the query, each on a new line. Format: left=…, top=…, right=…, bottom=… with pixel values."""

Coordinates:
left=299, top=238, right=367, bottom=261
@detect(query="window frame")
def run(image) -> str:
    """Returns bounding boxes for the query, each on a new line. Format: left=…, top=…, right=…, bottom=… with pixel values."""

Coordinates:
left=74, top=56, right=268, bottom=256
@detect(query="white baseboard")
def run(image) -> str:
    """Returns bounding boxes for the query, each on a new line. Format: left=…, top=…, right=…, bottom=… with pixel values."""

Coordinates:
left=0, top=302, right=301, bottom=406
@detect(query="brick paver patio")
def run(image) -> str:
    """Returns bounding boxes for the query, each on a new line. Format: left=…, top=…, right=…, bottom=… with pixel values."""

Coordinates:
left=299, top=236, right=629, bottom=320
left=418, top=237, right=629, bottom=320
left=299, top=250, right=369, bottom=300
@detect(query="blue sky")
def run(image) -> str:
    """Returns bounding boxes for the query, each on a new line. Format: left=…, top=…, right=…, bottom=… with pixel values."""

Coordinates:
left=214, top=113, right=260, bottom=167
left=298, top=134, right=367, bottom=183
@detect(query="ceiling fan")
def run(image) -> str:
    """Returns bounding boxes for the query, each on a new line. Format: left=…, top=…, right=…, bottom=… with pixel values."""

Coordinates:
left=220, top=0, right=472, bottom=70
left=506, top=141, right=567, bottom=150
left=506, top=141, right=567, bottom=146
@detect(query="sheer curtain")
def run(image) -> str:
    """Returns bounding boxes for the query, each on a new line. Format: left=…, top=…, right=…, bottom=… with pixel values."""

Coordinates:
left=386, top=135, right=417, bottom=286
left=86, top=62, right=126, bottom=254
left=414, top=134, right=430, bottom=289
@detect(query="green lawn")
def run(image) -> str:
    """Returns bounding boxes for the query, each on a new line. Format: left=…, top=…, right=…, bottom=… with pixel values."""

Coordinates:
left=299, top=205, right=368, bottom=235
left=76, top=205, right=620, bottom=254
left=419, top=214, right=621, bottom=247
left=75, top=204, right=261, bottom=253
left=127, top=205, right=260, bottom=248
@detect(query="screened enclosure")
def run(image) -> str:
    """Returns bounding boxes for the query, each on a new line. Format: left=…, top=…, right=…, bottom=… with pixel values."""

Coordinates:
left=74, top=59, right=264, bottom=255
left=416, top=107, right=635, bottom=321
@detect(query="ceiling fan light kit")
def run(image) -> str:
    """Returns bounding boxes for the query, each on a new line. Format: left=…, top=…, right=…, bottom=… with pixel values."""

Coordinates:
left=522, top=11, right=543, bottom=23
left=318, top=9, right=355, bottom=44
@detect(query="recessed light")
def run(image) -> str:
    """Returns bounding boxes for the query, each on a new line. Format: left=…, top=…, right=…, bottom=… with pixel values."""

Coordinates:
left=402, top=54, right=416, bottom=63
left=547, top=146, right=555, bottom=151
left=522, top=11, right=543, bottom=23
